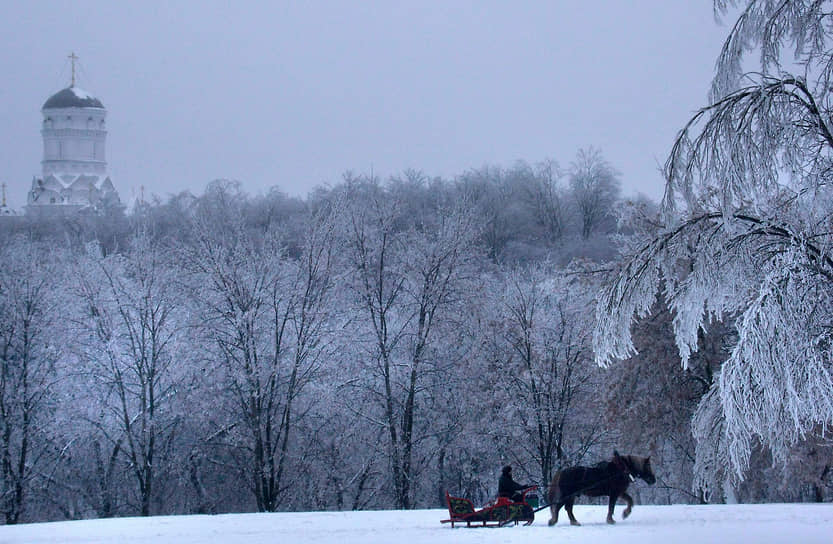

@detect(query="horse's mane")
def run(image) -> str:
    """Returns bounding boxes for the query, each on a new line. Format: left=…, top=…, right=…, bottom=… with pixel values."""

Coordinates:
left=618, top=454, right=653, bottom=480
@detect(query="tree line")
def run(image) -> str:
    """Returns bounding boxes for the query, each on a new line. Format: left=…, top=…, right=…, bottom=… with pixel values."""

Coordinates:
left=0, top=144, right=829, bottom=524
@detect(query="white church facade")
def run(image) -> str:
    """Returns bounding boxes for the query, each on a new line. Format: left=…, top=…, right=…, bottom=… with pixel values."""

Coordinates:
left=25, top=59, right=121, bottom=215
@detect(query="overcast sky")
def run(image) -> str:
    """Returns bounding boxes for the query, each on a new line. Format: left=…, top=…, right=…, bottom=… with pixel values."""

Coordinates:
left=0, top=1, right=730, bottom=208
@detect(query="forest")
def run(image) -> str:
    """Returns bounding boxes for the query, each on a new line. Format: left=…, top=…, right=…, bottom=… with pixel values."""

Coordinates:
left=0, top=152, right=826, bottom=523
left=3, top=0, right=833, bottom=524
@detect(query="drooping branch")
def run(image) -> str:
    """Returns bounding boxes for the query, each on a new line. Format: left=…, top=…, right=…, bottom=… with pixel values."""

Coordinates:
left=665, top=75, right=833, bottom=215
left=596, top=208, right=833, bottom=367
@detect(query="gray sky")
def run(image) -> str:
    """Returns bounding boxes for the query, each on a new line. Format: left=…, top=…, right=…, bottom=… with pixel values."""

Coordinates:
left=0, top=1, right=729, bottom=208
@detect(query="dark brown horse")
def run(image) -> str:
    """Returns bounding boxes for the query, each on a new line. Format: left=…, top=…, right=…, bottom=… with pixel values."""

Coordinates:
left=547, top=451, right=655, bottom=526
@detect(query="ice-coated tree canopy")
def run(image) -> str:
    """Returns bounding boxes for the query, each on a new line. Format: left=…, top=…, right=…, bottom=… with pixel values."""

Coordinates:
left=594, top=0, right=833, bottom=493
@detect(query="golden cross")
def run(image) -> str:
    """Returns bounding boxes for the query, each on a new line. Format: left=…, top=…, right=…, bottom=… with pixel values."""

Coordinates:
left=68, top=52, right=79, bottom=87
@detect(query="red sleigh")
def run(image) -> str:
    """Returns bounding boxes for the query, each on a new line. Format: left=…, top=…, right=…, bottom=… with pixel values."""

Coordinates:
left=440, top=487, right=538, bottom=527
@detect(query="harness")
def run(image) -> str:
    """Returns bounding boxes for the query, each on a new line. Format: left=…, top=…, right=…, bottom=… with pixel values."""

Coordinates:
left=613, top=455, right=636, bottom=482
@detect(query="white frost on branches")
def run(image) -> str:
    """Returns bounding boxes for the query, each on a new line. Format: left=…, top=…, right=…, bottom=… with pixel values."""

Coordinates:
left=595, top=0, right=833, bottom=491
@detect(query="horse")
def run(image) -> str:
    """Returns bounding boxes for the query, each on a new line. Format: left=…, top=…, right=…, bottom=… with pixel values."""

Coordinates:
left=547, top=450, right=655, bottom=526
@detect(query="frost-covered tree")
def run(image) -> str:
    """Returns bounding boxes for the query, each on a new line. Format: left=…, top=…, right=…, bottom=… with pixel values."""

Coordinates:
left=0, top=238, right=64, bottom=524
left=485, top=264, right=603, bottom=488
left=340, top=180, right=481, bottom=508
left=569, top=147, right=621, bottom=239
left=595, top=0, right=833, bottom=499
left=72, top=230, right=189, bottom=516
left=525, top=159, right=568, bottom=244
left=457, top=166, right=517, bottom=263
left=601, top=301, right=732, bottom=504
left=183, top=190, right=338, bottom=512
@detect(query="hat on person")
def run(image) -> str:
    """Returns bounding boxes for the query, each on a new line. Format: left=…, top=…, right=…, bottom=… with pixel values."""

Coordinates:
left=502, top=465, right=512, bottom=475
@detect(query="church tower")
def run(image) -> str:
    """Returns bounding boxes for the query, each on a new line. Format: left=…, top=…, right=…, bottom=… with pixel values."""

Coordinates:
left=26, top=54, right=121, bottom=215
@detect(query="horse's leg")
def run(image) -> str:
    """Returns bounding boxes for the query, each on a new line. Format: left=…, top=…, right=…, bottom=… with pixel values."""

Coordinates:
left=565, top=498, right=580, bottom=526
left=621, top=492, right=634, bottom=519
left=547, top=502, right=562, bottom=526
left=606, top=494, right=618, bottom=524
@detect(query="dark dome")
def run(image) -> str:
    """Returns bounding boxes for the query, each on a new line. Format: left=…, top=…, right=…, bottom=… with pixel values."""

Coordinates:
left=42, top=87, right=104, bottom=109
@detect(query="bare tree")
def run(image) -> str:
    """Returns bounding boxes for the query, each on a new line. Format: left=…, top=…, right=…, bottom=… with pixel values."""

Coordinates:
left=525, top=159, right=568, bottom=243
left=340, top=181, right=480, bottom=508
left=569, top=147, right=621, bottom=239
left=0, top=238, right=63, bottom=524
left=457, top=166, right=515, bottom=262
left=486, top=264, right=603, bottom=487
left=73, top=230, right=187, bottom=516
left=183, top=193, right=337, bottom=512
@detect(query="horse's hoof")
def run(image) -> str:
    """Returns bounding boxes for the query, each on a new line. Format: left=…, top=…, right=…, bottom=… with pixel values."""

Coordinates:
left=570, top=520, right=581, bottom=526
left=607, top=518, right=616, bottom=525
left=623, top=509, right=631, bottom=519
left=548, top=518, right=556, bottom=526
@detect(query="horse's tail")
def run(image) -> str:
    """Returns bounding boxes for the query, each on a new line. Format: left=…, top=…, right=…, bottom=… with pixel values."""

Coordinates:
left=547, top=472, right=562, bottom=526
left=548, top=471, right=562, bottom=505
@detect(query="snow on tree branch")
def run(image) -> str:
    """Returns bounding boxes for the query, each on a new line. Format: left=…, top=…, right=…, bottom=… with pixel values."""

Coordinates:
left=596, top=0, right=833, bottom=491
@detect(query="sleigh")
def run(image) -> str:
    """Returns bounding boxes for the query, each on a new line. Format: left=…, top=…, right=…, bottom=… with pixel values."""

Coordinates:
left=440, top=487, right=538, bottom=527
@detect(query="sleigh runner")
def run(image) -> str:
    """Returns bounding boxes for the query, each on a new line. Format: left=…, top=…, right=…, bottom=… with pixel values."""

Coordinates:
left=440, top=487, right=538, bottom=527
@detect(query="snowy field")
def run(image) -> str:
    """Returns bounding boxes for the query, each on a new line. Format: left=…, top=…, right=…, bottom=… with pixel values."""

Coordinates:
left=1, top=503, right=831, bottom=544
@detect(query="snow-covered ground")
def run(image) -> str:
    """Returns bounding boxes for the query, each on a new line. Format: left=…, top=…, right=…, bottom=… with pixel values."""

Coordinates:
left=1, top=504, right=831, bottom=544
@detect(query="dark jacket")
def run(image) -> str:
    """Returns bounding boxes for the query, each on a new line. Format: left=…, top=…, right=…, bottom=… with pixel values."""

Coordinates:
left=498, top=472, right=527, bottom=498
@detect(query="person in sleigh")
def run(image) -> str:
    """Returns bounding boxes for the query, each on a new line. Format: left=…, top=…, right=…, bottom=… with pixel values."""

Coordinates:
left=498, top=465, right=533, bottom=502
